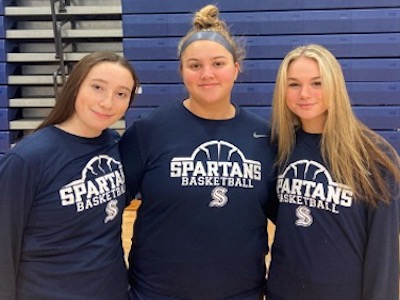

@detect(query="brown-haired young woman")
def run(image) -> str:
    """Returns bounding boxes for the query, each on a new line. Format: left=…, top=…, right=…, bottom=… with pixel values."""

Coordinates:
left=120, top=5, right=277, bottom=300
left=0, top=51, right=140, bottom=300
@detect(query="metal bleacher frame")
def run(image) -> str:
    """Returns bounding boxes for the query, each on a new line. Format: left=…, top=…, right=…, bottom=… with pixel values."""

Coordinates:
left=4, top=0, right=123, bottom=136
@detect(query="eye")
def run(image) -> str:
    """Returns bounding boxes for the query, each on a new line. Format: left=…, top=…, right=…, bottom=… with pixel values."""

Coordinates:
left=288, top=82, right=300, bottom=88
left=116, top=91, right=129, bottom=99
left=214, top=60, right=226, bottom=68
left=312, top=81, right=322, bottom=87
left=92, top=84, right=102, bottom=91
left=188, top=63, right=201, bottom=70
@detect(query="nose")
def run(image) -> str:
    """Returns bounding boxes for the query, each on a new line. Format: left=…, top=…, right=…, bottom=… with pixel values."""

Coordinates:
left=300, top=86, right=311, bottom=99
left=99, top=93, right=113, bottom=109
left=200, top=65, right=215, bottom=79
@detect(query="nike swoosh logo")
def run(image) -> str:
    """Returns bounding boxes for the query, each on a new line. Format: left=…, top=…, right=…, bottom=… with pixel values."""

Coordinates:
left=253, top=132, right=268, bottom=138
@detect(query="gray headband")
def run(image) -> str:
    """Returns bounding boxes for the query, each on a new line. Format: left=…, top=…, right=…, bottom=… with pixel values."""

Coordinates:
left=178, top=31, right=235, bottom=57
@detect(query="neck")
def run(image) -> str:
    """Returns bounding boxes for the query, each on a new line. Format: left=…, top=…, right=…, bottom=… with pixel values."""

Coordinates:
left=183, top=98, right=235, bottom=120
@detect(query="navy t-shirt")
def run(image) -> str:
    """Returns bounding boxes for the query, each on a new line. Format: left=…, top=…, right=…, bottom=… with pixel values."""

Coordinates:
left=120, top=101, right=277, bottom=299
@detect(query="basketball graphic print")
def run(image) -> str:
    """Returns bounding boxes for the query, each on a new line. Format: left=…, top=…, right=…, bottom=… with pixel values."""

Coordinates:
left=170, top=140, right=262, bottom=207
left=277, top=159, right=353, bottom=220
left=192, top=140, right=247, bottom=164
left=280, top=159, right=333, bottom=184
left=59, top=155, right=126, bottom=216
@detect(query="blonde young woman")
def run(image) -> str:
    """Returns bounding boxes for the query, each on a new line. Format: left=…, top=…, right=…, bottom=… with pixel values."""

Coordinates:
left=266, top=44, right=400, bottom=300
left=120, top=5, right=277, bottom=300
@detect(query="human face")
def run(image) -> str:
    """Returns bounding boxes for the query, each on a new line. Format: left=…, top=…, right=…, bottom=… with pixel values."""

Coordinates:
left=285, top=57, right=328, bottom=133
left=64, top=62, right=134, bottom=137
left=180, top=40, right=239, bottom=115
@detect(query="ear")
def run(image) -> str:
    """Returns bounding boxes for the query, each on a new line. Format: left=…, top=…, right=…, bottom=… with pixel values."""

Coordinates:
left=179, top=63, right=183, bottom=78
left=234, top=62, right=240, bottom=81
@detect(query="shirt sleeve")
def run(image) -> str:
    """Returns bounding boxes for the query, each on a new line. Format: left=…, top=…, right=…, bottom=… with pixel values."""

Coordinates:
left=0, top=154, right=36, bottom=300
left=265, top=167, right=279, bottom=224
left=119, top=121, right=145, bottom=202
left=362, top=179, right=400, bottom=300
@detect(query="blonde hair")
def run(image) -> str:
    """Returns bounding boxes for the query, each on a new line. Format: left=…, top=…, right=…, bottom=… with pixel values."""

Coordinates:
left=178, top=4, right=245, bottom=71
left=271, top=44, right=400, bottom=206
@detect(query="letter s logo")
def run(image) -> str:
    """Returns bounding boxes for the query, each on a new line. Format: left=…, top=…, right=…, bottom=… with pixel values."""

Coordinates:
left=295, top=206, right=313, bottom=227
left=209, top=186, right=228, bottom=208
left=104, top=200, right=119, bottom=223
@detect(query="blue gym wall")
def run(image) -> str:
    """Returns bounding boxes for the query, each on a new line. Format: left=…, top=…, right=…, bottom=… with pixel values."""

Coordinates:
left=121, top=0, right=400, bottom=153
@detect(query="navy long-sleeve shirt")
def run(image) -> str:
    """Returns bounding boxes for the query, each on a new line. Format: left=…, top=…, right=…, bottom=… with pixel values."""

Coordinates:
left=0, top=126, right=129, bottom=300
left=267, top=129, right=399, bottom=300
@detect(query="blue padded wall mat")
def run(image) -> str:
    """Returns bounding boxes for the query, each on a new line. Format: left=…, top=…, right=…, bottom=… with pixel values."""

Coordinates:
left=122, top=0, right=400, bottom=13
left=131, top=59, right=400, bottom=84
left=242, top=106, right=400, bottom=131
left=122, top=9, right=400, bottom=37
left=354, top=106, right=400, bottom=130
left=133, top=83, right=276, bottom=107
left=347, top=82, right=400, bottom=105
left=378, top=131, right=400, bottom=153
left=124, top=33, right=400, bottom=61
left=133, top=82, right=400, bottom=108
left=133, top=84, right=187, bottom=106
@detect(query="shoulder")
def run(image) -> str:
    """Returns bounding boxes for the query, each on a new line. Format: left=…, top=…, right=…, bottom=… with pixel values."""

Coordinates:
left=1, top=128, right=58, bottom=173
left=144, top=100, right=182, bottom=122
left=125, top=101, right=183, bottom=134
left=239, top=107, right=270, bottom=126
left=8, top=127, right=57, bottom=159
left=237, top=108, right=272, bottom=138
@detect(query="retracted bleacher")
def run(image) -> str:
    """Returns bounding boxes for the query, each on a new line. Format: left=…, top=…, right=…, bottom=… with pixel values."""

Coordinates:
left=122, top=0, right=400, bottom=153
left=0, top=0, right=124, bottom=154
left=0, top=0, right=21, bottom=154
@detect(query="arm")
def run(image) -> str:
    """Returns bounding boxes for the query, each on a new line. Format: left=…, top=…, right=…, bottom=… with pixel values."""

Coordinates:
left=266, top=168, right=279, bottom=224
left=119, top=121, right=145, bottom=202
left=362, top=188, right=399, bottom=300
left=0, top=154, right=35, bottom=300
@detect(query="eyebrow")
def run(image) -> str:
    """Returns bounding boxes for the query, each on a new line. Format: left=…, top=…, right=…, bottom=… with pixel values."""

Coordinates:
left=287, top=76, right=321, bottom=81
left=91, top=78, right=132, bottom=93
left=185, top=55, right=228, bottom=62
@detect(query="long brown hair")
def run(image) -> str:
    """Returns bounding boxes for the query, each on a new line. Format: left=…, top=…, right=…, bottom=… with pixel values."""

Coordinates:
left=271, top=44, right=400, bottom=206
left=36, top=51, right=140, bottom=131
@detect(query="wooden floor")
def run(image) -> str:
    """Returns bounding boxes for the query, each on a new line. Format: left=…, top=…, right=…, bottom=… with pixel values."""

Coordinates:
left=121, top=200, right=275, bottom=266
left=121, top=200, right=140, bottom=264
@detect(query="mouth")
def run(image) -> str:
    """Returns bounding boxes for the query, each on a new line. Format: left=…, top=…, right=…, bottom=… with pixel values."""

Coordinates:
left=298, top=103, right=315, bottom=109
left=199, top=83, right=219, bottom=88
left=92, top=110, right=113, bottom=119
